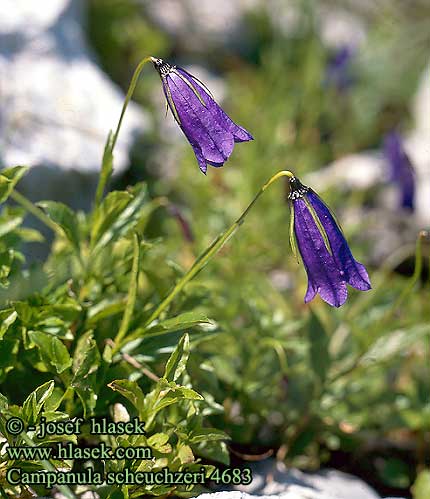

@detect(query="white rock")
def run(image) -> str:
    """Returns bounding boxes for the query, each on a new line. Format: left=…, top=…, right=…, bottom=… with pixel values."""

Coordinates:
left=304, top=152, right=385, bottom=192
left=232, top=461, right=380, bottom=499
left=306, top=61, right=430, bottom=230
left=0, top=0, right=148, bottom=175
left=143, top=0, right=258, bottom=49
left=318, top=7, right=367, bottom=49
left=405, top=62, right=430, bottom=226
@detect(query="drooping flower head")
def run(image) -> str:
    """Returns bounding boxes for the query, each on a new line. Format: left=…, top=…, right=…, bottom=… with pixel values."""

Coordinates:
left=288, top=176, right=371, bottom=307
left=151, top=57, right=253, bottom=174
left=383, top=131, right=415, bottom=210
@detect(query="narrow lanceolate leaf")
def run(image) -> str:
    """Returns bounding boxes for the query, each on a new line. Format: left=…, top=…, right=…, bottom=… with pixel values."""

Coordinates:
left=0, top=309, right=18, bottom=340
left=360, top=324, right=430, bottom=366
left=90, top=184, right=148, bottom=253
left=22, top=380, right=55, bottom=424
left=71, top=331, right=101, bottom=417
left=36, top=201, right=81, bottom=254
left=164, top=333, right=190, bottom=382
left=0, top=166, right=29, bottom=203
left=108, top=379, right=145, bottom=413
left=129, top=311, right=213, bottom=341
left=28, top=331, right=73, bottom=374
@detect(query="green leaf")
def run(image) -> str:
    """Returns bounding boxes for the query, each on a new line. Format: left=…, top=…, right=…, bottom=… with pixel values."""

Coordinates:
left=37, top=201, right=81, bottom=253
left=307, top=310, right=330, bottom=384
left=0, top=391, right=8, bottom=412
left=72, top=331, right=101, bottom=379
left=22, top=380, right=55, bottom=424
left=108, top=379, right=145, bottom=414
left=142, top=379, right=203, bottom=429
left=0, top=249, right=15, bottom=287
left=28, top=331, right=72, bottom=374
left=360, top=324, right=430, bottom=366
left=413, top=470, right=430, bottom=499
left=151, top=383, right=203, bottom=414
left=192, top=440, right=229, bottom=465
left=0, top=337, right=19, bottom=377
left=0, top=166, right=28, bottom=203
left=130, top=312, right=214, bottom=341
left=91, top=191, right=132, bottom=248
left=177, top=444, right=194, bottom=464
left=90, top=184, right=148, bottom=253
left=164, top=333, right=190, bottom=382
left=0, top=309, right=18, bottom=339
left=106, top=490, right=124, bottom=499
left=0, top=215, right=23, bottom=238
left=87, top=298, right=125, bottom=325
left=44, top=387, right=67, bottom=412
left=377, top=457, right=410, bottom=488
left=71, top=331, right=101, bottom=417
left=147, top=432, right=171, bottom=453
left=15, top=227, right=45, bottom=242
left=188, top=427, right=228, bottom=444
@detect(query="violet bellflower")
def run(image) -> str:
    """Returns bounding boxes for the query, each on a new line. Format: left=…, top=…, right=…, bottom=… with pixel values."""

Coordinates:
left=383, top=131, right=415, bottom=210
left=325, top=45, right=355, bottom=92
left=288, top=176, right=371, bottom=307
left=152, top=57, right=253, bottom=174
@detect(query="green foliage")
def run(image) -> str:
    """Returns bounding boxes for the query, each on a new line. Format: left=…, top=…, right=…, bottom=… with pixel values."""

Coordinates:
left=413, top=470, right=430, bottom=499
left=0, top=169, right=225, bottom=498
left=1, top=2, right=430, bottom=498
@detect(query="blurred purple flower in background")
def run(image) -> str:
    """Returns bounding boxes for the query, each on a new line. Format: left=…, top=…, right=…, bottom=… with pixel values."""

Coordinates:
left=152, top=57, right=253, bottom=174
left=167, top=204, right=195, bottom=243
left=383, top=131, right=416, bottom=210
left=288, top=176, right=371, bottom=307
left=325, top=45, right=355, bottom=92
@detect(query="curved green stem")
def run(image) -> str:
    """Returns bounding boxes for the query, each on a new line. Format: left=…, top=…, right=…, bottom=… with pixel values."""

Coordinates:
left=141, top=170, right=294, bottom=330
left=9, top=190, right=62, bottom=235
left=95, top=56, right=154, bottom=207
left=393, top=230, right=427, bottom=311
left=111, top=56, right=154, bottom=152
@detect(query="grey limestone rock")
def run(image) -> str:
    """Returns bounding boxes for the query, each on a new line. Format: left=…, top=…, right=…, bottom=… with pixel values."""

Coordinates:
left=0, top=0, right=148, bottom=185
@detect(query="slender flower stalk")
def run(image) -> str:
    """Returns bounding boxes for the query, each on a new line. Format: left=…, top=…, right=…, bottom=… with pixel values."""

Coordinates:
left=95, top=56, right=153, bottom=207
left=152, top=57, right=253, bottom=174
left=116, top=169, right=371, bottom=350
left=125, top=171, right=294, bottom=345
